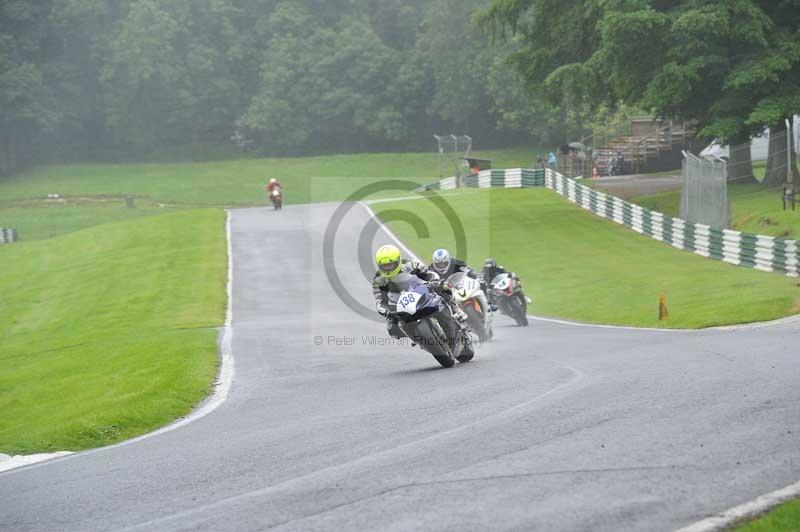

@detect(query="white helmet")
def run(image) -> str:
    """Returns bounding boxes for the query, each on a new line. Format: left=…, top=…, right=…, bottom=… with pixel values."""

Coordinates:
left=269, top=178, right=277, bottom=184
left=431, top=248, right=451, bottom=274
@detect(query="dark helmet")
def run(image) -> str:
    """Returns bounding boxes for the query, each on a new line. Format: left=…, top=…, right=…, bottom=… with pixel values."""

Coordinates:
left=484, top=257, right=496, bottom=269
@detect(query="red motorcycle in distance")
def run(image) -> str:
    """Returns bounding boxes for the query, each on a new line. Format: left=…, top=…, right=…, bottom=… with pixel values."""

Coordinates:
left=270, top=187, right=282, bottom=210
left=489, top=273, right=529, bottom=326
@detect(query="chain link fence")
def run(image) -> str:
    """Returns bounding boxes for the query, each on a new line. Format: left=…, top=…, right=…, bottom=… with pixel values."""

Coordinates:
left=680, top=151, right=730, bottom=229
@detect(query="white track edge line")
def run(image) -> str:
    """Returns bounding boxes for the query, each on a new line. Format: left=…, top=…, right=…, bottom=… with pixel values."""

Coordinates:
left=675, top=480, right=800, bottom=532
left=365, top=196, right=800, bottom=529
left=0, top=210, right=237, bottom=477
left=360, top=201, right=422, bottom=263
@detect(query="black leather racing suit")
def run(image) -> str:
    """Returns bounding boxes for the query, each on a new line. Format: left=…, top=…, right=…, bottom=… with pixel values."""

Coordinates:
left=482, top=265, right=521, bottom=305
left=372, top=259, right=465, bottom=339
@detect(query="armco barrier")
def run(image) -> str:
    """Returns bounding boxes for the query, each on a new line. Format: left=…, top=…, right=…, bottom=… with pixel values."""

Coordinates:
left=0, top=228, right=18, bottom=245
left=417, top=168, right=799, bottom=278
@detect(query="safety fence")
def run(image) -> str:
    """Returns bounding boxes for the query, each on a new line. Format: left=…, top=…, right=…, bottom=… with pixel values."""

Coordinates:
left=418, top=168, right=546, bottom=190
left=417, top=168, right=799, bottom=277
left=0, top=228, right=18, bottom=244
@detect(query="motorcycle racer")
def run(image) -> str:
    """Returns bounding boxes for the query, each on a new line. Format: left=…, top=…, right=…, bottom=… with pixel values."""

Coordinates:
left=266, top=177, right=282, bottom=193
left=482, top=257, right=532, bottom=306
left=429, top=248, right=479, bottom=279
left=373, top=244, right=468, bottom=340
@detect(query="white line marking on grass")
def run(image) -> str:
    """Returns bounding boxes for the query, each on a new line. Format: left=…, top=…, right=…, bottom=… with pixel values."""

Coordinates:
left=675, top=480, right=800, bottom=532
left=0, top=210, right=237, bottom=476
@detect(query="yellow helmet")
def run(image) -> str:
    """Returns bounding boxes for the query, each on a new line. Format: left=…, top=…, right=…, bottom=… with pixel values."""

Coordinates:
left=375, top=244, right=402, bottom=278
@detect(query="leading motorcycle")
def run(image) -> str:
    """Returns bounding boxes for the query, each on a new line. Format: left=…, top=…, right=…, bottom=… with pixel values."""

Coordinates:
left=446, top=271, right=493, bottom=342
left=388, top=273, right=474, bottom=368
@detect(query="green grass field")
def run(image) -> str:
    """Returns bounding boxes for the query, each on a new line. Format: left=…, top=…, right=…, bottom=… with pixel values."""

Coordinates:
left=633, top=183, right=800, bottom=240
left=732, top=499, right=800, bottom=531
left=0, top=210, right=226, bottom=454
left=0, top=148, right=536, bottom=207
left=372, top=188, right=799, bottom=328
left=0, top=147, right=535, bottom=242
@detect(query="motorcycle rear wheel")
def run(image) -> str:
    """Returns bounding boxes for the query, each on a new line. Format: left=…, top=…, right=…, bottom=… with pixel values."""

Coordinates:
left=464, top=304, right=489, bottom=342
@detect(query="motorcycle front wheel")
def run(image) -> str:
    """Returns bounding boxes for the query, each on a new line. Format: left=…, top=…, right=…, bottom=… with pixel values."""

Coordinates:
left=511, top=296, right=529, bottom=327
left=416, top=318, right=455, bottom=368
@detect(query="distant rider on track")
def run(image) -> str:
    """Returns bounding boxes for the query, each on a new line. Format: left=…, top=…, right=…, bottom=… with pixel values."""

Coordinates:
left=372, top=244, right=468, bottom=341
left=266, top=177, right=282, bottom=194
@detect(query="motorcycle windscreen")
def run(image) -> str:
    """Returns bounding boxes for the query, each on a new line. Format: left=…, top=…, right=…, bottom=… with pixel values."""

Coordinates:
left=446, top=272, right=467, bottom=290
left=490, top=273, right=511, bottom=286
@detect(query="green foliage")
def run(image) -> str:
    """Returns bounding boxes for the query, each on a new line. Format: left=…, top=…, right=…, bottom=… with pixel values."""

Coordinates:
left=480, top=0, right=800, bottom=147
left=0, top=0, right=556, bottom=172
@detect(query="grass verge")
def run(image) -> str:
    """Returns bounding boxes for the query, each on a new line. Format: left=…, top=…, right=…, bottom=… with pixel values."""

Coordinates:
left=0, top=210, right=226, bottom=454
left=372, top=188, right=798, bottom=329
left=732, top=499, right=800, bottom=531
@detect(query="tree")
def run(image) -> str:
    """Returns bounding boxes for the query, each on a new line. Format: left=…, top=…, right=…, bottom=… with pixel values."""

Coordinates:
left=0, top=1, right=62, bottom=174
left=479, top=0, right=800, bottom=183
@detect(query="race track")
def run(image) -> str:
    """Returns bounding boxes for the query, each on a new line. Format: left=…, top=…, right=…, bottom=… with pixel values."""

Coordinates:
left=1, top=202, right=799, bottom=532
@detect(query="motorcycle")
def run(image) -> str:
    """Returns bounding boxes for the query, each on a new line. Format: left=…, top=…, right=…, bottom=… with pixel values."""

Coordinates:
left=446, top=271, right=493, bottom=342
left=388, top=273, right=474, bottom=368
left=607, top=152, right=625, bottom=176
left=489, top=273, right=529, bottom=327
left=270, top=187, right=282, bottom=210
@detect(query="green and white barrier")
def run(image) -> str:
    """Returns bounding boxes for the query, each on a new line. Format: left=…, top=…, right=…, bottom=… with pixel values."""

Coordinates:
left=417, top=168, right=799, bottom=278
left=418, top=168, right=546, bottom=191
left=0, top=228, right=18, bottom=244
left=544, top=169, right=799, bottom=277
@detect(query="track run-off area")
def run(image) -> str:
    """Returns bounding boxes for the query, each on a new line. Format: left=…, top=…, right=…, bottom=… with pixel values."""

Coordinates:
left=1, top=201, right=799, bottom=532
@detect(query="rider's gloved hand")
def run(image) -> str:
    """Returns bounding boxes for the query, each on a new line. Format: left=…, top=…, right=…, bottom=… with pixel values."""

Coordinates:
left=378, top=305, right=390, bottom=317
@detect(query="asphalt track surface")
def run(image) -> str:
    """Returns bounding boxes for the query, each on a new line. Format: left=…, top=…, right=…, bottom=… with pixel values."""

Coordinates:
left=2, top=202, right=799, bottom=532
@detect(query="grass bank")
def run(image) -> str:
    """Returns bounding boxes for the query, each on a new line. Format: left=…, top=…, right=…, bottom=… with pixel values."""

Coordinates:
left=0, top=210, right=226, bottom=454
left=372, top=188, right=798, bottom=329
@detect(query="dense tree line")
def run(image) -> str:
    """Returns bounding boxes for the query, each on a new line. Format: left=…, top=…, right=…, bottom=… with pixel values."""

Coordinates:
left=0, top=0, right=572, bottom=175
left=479, top=0, right=800, bottom=185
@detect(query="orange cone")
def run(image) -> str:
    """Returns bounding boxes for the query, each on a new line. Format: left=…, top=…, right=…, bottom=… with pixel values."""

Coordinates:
left=658, top=292, right=670, bottom=320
